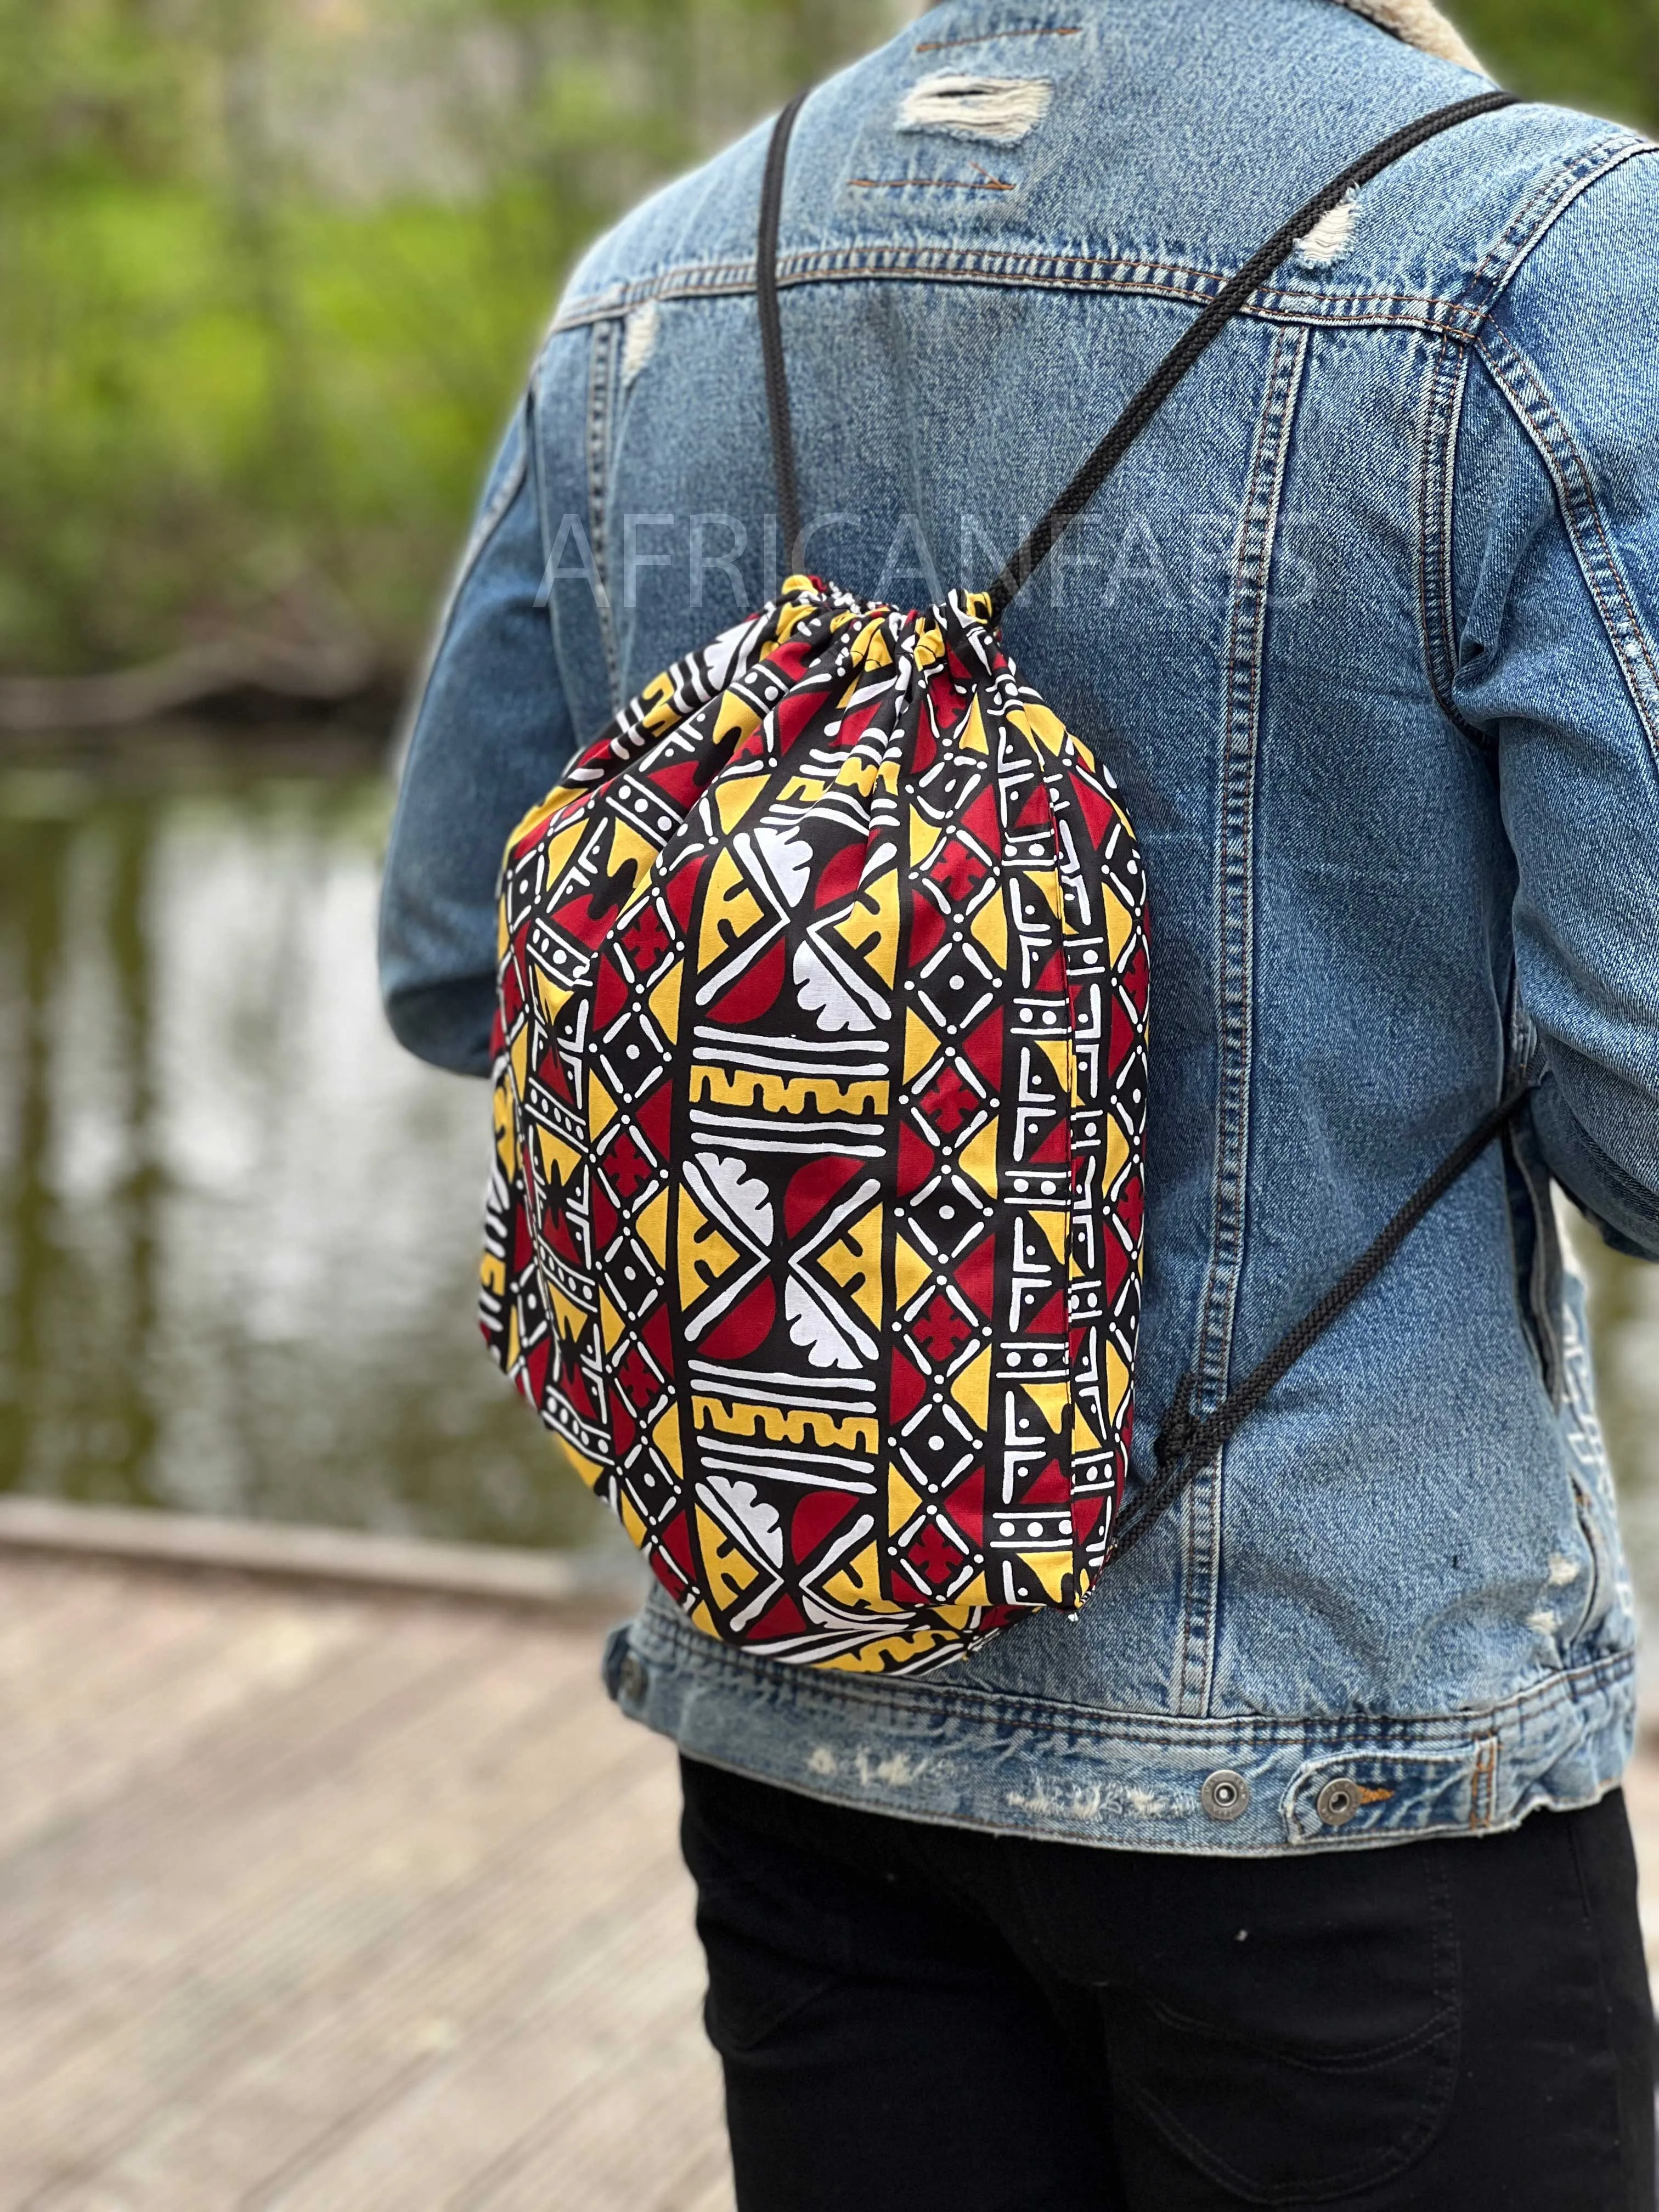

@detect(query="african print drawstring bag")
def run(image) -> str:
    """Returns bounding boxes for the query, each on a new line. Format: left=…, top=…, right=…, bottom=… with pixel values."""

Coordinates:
left=479, top=89, right=1522, bottom=1676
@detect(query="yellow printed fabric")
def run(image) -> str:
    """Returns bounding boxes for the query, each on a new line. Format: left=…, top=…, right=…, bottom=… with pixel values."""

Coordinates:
left=481, top=579, right=1149, bottom=1675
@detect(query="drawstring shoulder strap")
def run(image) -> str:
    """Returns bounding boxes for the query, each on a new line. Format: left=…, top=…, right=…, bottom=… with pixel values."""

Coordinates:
left=756, top=86, right=1516, bottom=612
left=1110, top=1082, right=1533, bottom=1566
left=754, top=80, right=1533, bottom=1557
left=757, top=88, right=810, bottom=559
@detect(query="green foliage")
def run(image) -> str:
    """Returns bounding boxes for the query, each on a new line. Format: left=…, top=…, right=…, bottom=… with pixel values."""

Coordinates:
left=0, top=0, right=1651, bottom=680
left=0, top=0, right=898, bottom=676
left=1453, top=0, right=1659, bottom=129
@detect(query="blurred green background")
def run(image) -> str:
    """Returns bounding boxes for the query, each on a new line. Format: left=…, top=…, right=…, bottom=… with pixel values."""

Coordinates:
left=0, top=0, right=895, bottom=686
left=0, top=0, right=1654, bottom=1569
left=0, top=0, right=1652, bottom=688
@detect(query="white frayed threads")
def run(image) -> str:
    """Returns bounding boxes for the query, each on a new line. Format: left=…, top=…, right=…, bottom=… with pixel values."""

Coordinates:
left=873, top=1753, right=924, bottom=1786
left=1547, top=1554, right=1583, bottom=1586
left=898, top=72, right=1053, bottom=145
left=1526, top=1608, right=1560, bottom=1637
left=806, top=1746, right=837, bottom=1778
left=1297, top=191, right=1362, bottom=268
left=1126, top=1787, right=1170, bottom=1818
left=1006, top=1782, right=1105, bottom=1820
left=621, top=300, right=660, bottom=388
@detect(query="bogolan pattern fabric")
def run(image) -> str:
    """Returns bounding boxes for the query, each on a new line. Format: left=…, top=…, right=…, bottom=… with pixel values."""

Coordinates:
left=481, top=577, right=1149, bottom=1675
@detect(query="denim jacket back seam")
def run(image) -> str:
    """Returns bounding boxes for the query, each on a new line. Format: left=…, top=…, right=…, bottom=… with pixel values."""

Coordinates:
left=1417, top=338, right=1484, bottom=746
left=548, top=253, right=1493, bottom=337
left=1174, top=322, right=1312, bottom=1720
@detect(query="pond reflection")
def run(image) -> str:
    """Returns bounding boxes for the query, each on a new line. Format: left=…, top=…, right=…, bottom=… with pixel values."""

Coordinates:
left=0, top=736, right=614, bottom=1552
left=0, top=739, right=1654, bottom=1594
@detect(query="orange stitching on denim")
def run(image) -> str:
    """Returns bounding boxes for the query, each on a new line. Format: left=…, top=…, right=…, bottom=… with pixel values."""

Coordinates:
left=1469, top=1737, right=1498, bottom=1829
left=849, top=164, right=1014, bottom=194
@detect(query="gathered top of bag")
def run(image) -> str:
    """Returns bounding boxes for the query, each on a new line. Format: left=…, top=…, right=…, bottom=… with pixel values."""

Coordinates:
left=483, top=572, right=1150, bottom=1673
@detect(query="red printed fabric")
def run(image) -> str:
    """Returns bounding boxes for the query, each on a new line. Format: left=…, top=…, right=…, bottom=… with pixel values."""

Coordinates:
left=481, top=576, right=1150, bottom=1675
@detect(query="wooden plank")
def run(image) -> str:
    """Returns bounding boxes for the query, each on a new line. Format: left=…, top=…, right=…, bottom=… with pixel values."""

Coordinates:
left=0, top=1557, right=140, bottom=1675
left=18, top=1733, right=679, bottom=2197
left=0, top=1557, right=730, bottom=2212
left=15, top=1553, right=1650, bottom=2212
left=0, top=1606, right=510, bottom=2072
left=0, top=1579, right=370, bottom=1865
left=249, top=1853, right=714, bottom=2211
left=0, top=1497, right=645, bottom=1612
left=20, top=1759, right=704, bottom=2211
left=0, top=1620, right=571, bottom=2101
left=1623, top=1741, right=1659, bottom=1986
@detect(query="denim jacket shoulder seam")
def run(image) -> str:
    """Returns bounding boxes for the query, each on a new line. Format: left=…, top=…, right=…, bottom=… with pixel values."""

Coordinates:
left=583, top=317, right=625, bottom=714
left=1415, top=132, right=1657, bottom=764
left=1417, top=335, right=1486, bottom=748
left=1468, top=132, right=1655, bottom=311
left=1471, top=320, right=1659, bottom=783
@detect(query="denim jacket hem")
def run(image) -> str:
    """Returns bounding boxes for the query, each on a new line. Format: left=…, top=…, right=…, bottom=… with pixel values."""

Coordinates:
left=611, top=1598, right=1635, bottom=1857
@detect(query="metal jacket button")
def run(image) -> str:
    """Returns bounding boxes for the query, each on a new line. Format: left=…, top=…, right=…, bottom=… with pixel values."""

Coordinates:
left=1200, top=1769, right=1250, bottom=1822
left=1315, top=1778, right=1361, bottom=1828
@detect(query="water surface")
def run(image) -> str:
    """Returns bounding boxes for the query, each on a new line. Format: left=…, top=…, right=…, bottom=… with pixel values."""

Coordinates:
left=0, top=733, right=608, bottom=1551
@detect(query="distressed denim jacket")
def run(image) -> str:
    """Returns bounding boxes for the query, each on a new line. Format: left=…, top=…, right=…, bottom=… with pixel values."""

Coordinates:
left=380, top=0, right=1659, bottom=1853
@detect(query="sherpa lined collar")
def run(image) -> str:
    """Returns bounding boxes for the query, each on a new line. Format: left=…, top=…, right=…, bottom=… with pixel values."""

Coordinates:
left=905, top=4, right=1489, bottom=79
left=1328, top=0, right=1484, bottom=75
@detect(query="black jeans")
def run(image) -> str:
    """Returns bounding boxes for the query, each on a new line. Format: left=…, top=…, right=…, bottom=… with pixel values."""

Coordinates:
left=680, top=1757, right=1654, bottom=2211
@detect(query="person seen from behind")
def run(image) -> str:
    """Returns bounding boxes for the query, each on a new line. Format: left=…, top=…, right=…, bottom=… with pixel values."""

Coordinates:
left=380, top=1, right=1659, bottom=2202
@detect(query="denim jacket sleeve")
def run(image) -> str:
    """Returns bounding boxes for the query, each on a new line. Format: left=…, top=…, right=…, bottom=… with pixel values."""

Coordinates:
left=1450, top=150, right=1659, bottom=1260
left=378, top=392, right=577, bottom=1076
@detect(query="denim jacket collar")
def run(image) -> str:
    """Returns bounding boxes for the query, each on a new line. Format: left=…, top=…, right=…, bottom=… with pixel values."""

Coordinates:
left=1328, top=0, right=1483, bottom=72
left=910, top=0, right=1483, bottom=74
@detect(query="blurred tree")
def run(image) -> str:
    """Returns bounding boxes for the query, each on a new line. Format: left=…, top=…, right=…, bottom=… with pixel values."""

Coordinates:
left=1454, top=0, right=1657, bottom=128
left=0, top=0, right=899, bottom=681
left=0, top=0, right=1650, bottom=688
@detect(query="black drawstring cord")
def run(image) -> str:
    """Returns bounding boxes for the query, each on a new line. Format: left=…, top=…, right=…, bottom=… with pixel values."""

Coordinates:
left=757, top=91, right=810, bottom=567
left=984, top=89, right=1517, bottom=620
left=1103, top=1081, right=1538, bottom=1568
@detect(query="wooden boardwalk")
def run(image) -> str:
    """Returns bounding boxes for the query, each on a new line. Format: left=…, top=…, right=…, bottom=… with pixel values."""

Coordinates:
left=0, top=1554, right=731, bottom=2212
left=1, top=1547, right=1656, bottom=2211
